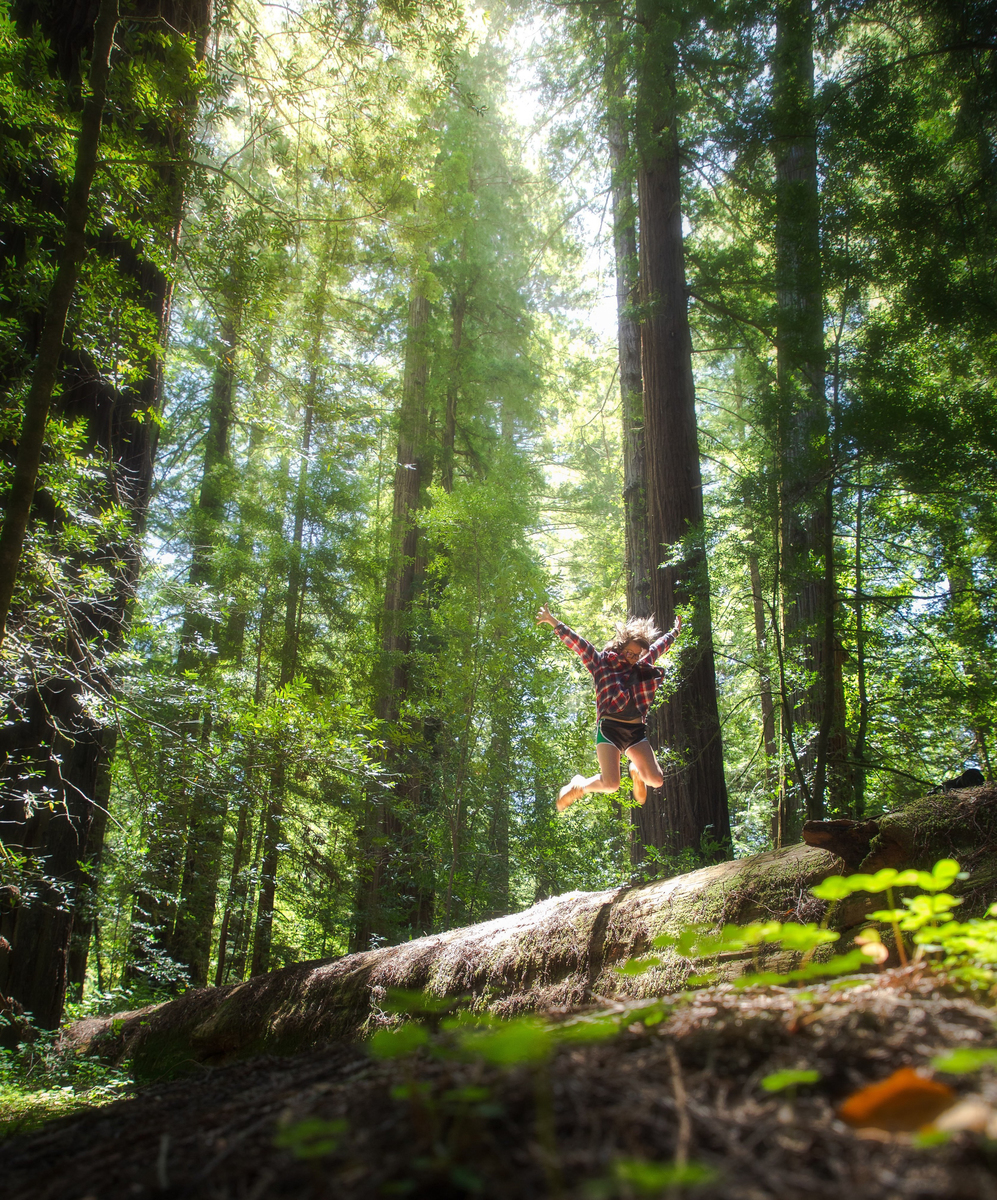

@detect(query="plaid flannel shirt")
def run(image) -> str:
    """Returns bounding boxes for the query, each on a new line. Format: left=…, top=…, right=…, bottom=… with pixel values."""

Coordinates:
left=553, top=622, right=676, bottom=720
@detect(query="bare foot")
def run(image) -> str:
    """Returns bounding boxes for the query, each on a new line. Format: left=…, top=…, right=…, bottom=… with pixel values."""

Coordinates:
left=557, top=775, right=586, bottom=811
left=629, top=761, right=647, bottom=806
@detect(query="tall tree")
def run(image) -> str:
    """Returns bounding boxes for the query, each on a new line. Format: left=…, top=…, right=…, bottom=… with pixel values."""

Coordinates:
left=604, top=14, right=651, bottom=624
left=771, top=0, right=849, bottom=829
left=631, top=0, right=730, bottom=856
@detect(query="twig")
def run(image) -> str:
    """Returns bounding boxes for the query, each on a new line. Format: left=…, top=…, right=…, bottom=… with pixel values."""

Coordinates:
left=666, top=1040, right=691, bottom=1198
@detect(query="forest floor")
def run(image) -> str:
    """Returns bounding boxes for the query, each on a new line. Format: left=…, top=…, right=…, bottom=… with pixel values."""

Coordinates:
left=4, top=965, right=997, bottom=1200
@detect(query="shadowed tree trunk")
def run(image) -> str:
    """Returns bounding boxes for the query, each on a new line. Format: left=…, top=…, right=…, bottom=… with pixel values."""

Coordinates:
left=772, top=0, right=848, bottom=828
left=631, top=0, right=730, bottom=859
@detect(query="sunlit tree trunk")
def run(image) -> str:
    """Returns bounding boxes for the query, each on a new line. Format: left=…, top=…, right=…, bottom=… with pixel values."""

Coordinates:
left=0, top=0, right=119, bottom=644
left=632, top=0, right=730, bottom=858
left=748, top=550, right=779, bottom=790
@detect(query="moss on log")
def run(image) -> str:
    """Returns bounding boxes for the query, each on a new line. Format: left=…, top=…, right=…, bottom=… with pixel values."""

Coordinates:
left=69, top=787, right=997, bottom=1081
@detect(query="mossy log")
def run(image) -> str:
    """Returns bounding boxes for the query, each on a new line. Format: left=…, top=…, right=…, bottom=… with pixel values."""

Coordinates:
left=69, top=788, right=997, bottom=1081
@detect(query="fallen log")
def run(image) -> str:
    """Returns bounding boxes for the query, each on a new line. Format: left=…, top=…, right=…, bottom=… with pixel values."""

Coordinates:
left=69, top=787, right=997, bottom=1081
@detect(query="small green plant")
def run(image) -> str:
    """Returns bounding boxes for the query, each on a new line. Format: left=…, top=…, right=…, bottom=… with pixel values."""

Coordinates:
left=760, top=1069, right=821, bottom=1093
left=812, top=858, right=997, bottom=989
left=584, top=1157, right=717, bottom=1197
left=931, top=1048, right=997, bottom=1074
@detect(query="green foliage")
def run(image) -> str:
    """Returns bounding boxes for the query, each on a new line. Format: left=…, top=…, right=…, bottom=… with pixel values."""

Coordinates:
left=585, top=1158, right=717, bottom=1197
left=0, top=1015, right=132, bottom=1139
left=369, top=1023, right=431, bottom=1058
left=454, top=1017, right=553, bottom=1065
left=760, top=1069, right=820, bottom=1093
left=273, top=1116, right=348, bottom=1159
left=931, top=1048, right=997, bottom=1075
left=811, top=860, right=964, bottom=900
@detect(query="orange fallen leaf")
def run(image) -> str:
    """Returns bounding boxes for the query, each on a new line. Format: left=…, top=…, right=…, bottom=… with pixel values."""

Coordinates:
left=838, top=1068, right=956, bottom=1132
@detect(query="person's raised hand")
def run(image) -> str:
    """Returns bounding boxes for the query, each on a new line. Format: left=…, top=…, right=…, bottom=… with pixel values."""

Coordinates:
left=537, top=603, right=556, bottom=627
left=672, top=612, right=682, bottom=636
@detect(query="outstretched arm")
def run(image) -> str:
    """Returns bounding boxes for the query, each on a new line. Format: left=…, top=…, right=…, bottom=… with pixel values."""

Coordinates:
left=537, top=603, right=600, bottom=672
left=645, top=612, right=681, bottom=663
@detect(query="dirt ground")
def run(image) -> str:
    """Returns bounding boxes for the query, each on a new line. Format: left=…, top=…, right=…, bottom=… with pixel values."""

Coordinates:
left=5, top=967, right=997, bottom=1200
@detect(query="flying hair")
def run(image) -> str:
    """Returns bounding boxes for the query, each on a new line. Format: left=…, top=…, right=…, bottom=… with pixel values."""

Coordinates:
left=604, top=615, right=662, bottom=654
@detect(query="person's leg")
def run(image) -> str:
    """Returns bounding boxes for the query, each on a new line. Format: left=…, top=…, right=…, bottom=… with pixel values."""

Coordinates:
left=625, top=739, right=664, bottom=806
left=557, top=743, right=623, bottom=810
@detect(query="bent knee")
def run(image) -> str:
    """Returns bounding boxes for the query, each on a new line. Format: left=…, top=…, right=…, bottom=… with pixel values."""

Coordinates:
left=646, top=768, right=664, bottom=788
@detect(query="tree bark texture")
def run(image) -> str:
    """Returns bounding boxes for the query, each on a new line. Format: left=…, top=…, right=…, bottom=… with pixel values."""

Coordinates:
left=632, top=0, right=729, bottom=857
left=604, top=16, right=651, bottom=623
left=66, top=787, right=997, bottom=1081
left=0, top=0, right=213, bottom=1027
left=772, top=0, right=848, bottom=825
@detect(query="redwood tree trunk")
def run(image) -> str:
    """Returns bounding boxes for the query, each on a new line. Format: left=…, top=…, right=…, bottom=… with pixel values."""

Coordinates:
left=772, top=0, right=848, bottom=826
left=632, top=0, right=730, bottom=857
left=604, top=15, right=651, bottom=624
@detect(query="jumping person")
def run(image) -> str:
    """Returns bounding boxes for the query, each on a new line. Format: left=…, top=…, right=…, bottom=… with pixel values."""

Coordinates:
left=536, top=603, right=681, bottom=811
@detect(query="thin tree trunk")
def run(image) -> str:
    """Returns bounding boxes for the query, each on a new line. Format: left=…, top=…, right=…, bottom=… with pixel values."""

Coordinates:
left=943, top=527, right=994, bottom=781
left=168, top=305, right=241, bottom=987
left=0, top=0, right=119, bottom=646
left=632, top=0, right=730, bottom=858
left=442, top=292, right=466, bottom=495
left=250, top=257, right=328, bottom=974
left=214, top=797, right=248, bottom=986
left=352, top=276, right=433, bottom=951
left=853, top=461, right=868, bottom=817
left=177, top=308, right=241, bottom=668
left=748, top=552, right=778, bottom=793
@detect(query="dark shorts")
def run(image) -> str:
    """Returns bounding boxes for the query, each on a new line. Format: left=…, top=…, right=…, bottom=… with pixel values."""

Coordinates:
left=596, top=718, right=648, bottom=752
